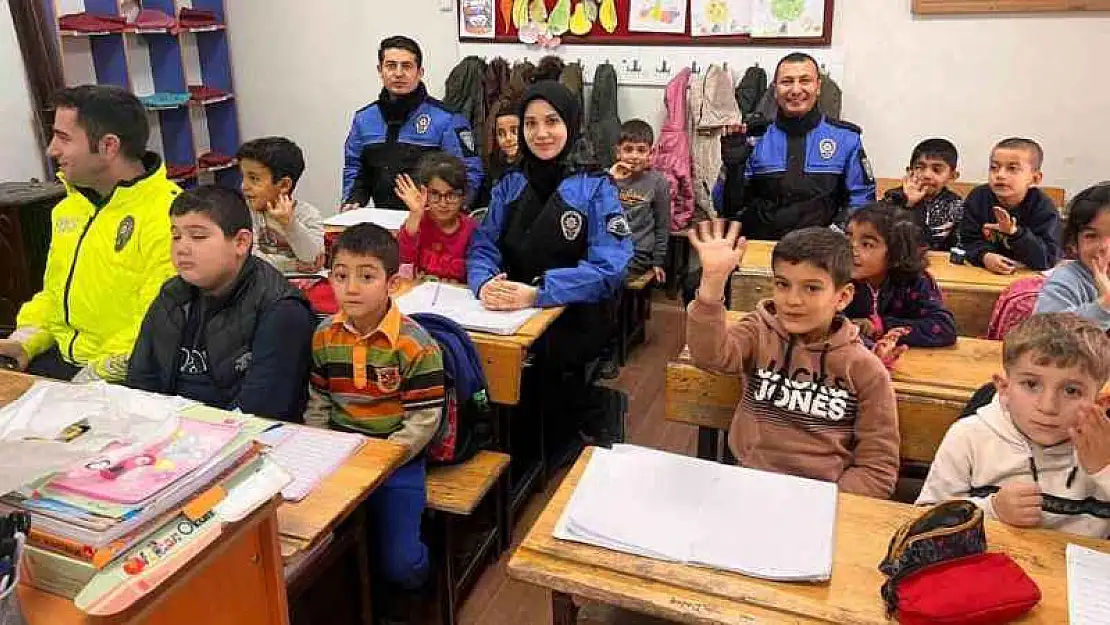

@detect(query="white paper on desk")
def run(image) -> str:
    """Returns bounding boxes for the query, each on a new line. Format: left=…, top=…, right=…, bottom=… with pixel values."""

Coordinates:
left=323, top=207, right=407, bottom=231
left=554, top=445, right=837, bottom=582
left=1068, top=543, right=1110, bottom=624
left=395, top=282, right=541, bottom=336
left=0, top=381, right=188, bottom=496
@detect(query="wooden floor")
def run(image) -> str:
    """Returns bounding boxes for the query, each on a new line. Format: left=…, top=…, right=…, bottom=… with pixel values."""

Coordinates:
left=457, top=298, right=693, bottom=625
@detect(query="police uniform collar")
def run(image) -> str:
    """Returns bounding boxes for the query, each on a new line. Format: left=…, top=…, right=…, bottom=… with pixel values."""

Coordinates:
left=336, top=300, right=402, bottom=346
left=70, top=152, right=165, bottom=207
left=774, top=106, right=822, bottom=137
left=378, top=83, right=428, bottom=124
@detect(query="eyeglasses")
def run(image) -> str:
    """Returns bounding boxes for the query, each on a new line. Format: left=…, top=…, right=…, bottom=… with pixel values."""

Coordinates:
left=428, top=189, right=464, bottom=204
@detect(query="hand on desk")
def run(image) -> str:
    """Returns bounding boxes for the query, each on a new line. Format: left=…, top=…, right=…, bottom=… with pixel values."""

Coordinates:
left=992, top=482, right=1043, bottom=528
left=0, top=339, right=28, bottom=372
left=871, top=327, right=910, bottom=370
left=983, top=253, right=1018, bottom=275
left=480, top=274, right=538, bottom=311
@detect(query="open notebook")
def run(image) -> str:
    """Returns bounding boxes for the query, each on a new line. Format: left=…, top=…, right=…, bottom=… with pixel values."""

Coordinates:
left=395, top=282, right=541, bottom=336
left=555, top=445, right=838, bottom=582
left=322, top=207, right=407, bottom=231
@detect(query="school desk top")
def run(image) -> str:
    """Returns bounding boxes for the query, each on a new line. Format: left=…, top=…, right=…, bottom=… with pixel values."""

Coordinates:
left=393, top=279, right=564, bottom=405
left=739, top=239, right=1036, bottom=289
left=508, top=447, right=1110, bottom=625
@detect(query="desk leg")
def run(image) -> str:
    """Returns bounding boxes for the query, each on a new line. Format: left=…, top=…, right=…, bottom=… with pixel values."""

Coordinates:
left=551, top=591, right=579, bottom=625
left=696, top=427, right=719, bottom=461
left=352, top=508, right=374, bottom=625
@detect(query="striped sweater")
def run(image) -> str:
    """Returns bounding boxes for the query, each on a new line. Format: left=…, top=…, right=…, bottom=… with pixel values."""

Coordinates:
left=307, top=303, right=444, bottom=460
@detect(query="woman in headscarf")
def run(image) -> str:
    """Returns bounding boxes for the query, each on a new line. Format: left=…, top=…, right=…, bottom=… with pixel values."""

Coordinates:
left=467, top=80, right=633, bottom=448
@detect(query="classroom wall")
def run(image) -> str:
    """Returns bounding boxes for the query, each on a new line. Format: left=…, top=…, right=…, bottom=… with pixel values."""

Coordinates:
left=225, top=0, right=1110, bottom=211
left=0, top=1, right=46, bottom=182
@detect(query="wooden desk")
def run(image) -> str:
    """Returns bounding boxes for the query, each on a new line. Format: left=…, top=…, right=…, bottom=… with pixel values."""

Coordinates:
left=20, top=500, right=289, bottom=625
left=508, top=448, right=1108, bottom=625
left=393, top=281, right=564, bottom=406
left=731, top=240, right=1035, bottom=337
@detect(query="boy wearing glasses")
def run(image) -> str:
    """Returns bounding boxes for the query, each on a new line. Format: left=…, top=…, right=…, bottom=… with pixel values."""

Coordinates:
left=394, top=152, right=477, bottom=282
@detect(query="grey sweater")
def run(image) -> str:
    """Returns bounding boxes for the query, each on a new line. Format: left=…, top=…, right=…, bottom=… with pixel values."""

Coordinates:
left=615, top=170, right=671, bottom=268
left=1034, top=260, right=1110, bottom=329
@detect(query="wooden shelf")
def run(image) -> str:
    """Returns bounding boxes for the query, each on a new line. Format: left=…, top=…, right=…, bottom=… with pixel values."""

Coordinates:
left=913, top=0, right=1110, bottom=14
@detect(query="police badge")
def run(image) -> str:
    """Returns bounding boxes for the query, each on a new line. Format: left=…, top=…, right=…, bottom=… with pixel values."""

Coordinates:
left=115, top=216, right=136, bottom=251
left=819, top=138, right=837, bottom=160
left=560, top=210, right=583, bottom=241
left=415, top=114, right=432, bottom=135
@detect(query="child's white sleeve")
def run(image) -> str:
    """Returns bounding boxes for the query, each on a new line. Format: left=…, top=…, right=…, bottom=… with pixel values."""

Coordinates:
left=284, top=201, right=326, bottom=262
left=915, top=419, right=995, bottom=515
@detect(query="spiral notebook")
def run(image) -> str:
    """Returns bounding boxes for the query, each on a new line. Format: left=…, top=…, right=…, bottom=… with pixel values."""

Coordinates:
left=395, top=282, right=540, bottom=336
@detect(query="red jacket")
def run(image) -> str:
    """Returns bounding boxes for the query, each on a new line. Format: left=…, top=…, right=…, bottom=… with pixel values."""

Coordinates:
left=398, top=214, right=476, bottom=282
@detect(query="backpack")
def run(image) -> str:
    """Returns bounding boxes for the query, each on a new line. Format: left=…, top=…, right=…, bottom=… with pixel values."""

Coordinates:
left=411, top=313, right=495, bottom=465
left=984, top=276, right=1045, bottom=341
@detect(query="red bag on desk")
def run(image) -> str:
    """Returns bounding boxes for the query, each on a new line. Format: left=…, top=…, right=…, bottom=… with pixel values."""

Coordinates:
left=879, top=501, right=1041, bottom=625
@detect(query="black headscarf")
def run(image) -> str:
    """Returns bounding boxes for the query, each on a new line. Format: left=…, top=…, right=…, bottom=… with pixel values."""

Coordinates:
left=518, top=81, right=581, bottom=203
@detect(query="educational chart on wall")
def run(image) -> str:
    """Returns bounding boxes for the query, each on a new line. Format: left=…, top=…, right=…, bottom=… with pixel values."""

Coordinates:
left=628, top=0, right=688, bottom=34
left=460, top=0, right=497, bottom=38
left=691, top=0, right=753, bottom=36
left=750, top=0, right=824, bottom=37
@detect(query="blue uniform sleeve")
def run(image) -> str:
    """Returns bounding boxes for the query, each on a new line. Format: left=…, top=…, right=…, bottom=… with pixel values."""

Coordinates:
left=844, top=139, right=876, bottom=211
left=342, top=115, right=365, bottom=203
left=535, top=178, right=634, bottom=307
left=466, top=178, right=512, bottom=295
left=439, top=112, right=485, bottom=206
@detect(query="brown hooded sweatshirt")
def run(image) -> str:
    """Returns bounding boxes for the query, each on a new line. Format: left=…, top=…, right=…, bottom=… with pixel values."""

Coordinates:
left=687, top=298, right=899, bottom=499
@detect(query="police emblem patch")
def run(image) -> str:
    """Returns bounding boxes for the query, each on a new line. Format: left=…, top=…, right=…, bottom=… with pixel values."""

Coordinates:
left=819, top=138, right=837, bottom=160
left=560, top=210, right=584, bottom=241
left=415, top=114, right=432, bottom=134
left=459, top=130, right=475, bottom=152
left=606, top=214, right=631, bottom=238
left=115, top=216, right=136, bottom=252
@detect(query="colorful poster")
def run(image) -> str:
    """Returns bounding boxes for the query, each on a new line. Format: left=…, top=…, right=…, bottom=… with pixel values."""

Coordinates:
left=751, top=0, right=824, bottom=37
left=460, top=0, right=497, bottom=38
left=628, top=0, right=688, bottom=34
left=691, top=0, right=752, bottom=37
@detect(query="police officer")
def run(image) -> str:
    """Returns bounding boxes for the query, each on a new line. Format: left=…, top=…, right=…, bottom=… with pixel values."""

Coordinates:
left=714, top=52, right=875, bottom=240
left=468, top=81, right=633, bottom=447
left=341, top=36, right=483, bottom=211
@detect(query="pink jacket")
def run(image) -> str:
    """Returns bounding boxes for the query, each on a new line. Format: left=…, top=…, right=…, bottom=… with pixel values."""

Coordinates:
left=652, top=68, right=695, bottom=231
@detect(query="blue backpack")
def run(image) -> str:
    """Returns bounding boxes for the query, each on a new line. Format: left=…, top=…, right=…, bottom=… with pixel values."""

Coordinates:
left=411, top=313, right=494, bottom=465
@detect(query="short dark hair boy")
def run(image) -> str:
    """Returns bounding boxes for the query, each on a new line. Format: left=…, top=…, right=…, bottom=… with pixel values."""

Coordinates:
left=127, top=185, right=316, bottom=422
left=883, top=138, right=963, bottom=251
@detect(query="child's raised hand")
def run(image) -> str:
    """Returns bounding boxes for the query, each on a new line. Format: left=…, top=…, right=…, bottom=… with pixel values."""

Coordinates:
left=902, top=174, right=926, bottom=207
left=394, top=174, right=427, bottom=215
left=982, top=252, right=1017, bottom=275
left=267, top=193, right=295, bottom=227
left=651, top=266, right=666, bottom=284
left=609, top=161, right=632, bottom=180
left=1071, top=402, right=1110, bottom=475
left=992, top=481, right=1043, bottom=528
left=690, top=219, right=746, bottom=280
left=987, top=206, right=1018, bottom=236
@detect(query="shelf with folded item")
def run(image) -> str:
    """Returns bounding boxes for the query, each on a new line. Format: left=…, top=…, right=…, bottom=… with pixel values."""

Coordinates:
left=197, top=152, right=237, bottom=174
left=188, top=85, right=234, bottom=106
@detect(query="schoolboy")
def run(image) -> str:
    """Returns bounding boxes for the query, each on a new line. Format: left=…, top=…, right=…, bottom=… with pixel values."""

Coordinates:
left=305, top=223, right=444, bottom=605
left=237, top=136, right=325, bottom=274
left=686, top=221, right=900, bottom=498
left=958, top=137, right=1060, bottom=274
left=609, top=119, right=671, bottom=283
left=127, top=186, right=316, bottom=421
left=883, top=138, right=964, bottom=251
left=917, top=313, right=1110, bottom=538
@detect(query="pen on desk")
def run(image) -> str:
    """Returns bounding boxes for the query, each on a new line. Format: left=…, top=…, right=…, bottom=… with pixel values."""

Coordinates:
left=432, top=281, right=442, bottom=307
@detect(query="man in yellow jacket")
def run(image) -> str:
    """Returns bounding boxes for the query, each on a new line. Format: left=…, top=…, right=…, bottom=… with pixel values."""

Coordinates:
left=0, top=86, right=179, bottom=382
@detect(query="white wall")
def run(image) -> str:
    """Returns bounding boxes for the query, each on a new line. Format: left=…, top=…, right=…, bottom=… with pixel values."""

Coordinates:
left=0, top=0, right=46, bottom=182
left=226, top=0, right=1110, bottom=209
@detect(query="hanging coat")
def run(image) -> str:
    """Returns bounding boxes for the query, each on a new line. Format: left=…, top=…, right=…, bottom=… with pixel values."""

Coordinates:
left=508, top=60, right=536, bottom=94
left=483, top=57, right=511, bottom=116
left=735, top=64, right=767, bottom=117
left=586, top=63, right=620, bottom=169
left=443, top=56, right=487, bottom=152
left=651, top=67, right=695, bottom=231
left=819, top=70, right=843, bottom=119
left=559, top=62, right=585, bottom=133
left=689, top=64, right=741, bottom=222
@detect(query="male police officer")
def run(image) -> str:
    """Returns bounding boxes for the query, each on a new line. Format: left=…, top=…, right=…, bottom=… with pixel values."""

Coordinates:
left=341, top=36, right=483, bottom=211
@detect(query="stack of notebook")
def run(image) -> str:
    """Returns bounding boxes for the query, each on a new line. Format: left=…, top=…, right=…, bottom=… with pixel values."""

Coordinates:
left=554, top=445, right=839, bottom=582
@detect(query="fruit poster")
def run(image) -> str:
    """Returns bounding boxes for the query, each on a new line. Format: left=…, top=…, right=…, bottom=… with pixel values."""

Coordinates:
left=628, top=0, right=687, bottom=34
left=691, top=0, right=752, bottom=36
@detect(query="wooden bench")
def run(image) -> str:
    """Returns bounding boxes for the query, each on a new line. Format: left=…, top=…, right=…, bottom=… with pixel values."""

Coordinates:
left=425, top=450, right=511, bottom=625
left=615, top=271, right=655, bottom=365
left=876, top=177, right=1067, bottom=209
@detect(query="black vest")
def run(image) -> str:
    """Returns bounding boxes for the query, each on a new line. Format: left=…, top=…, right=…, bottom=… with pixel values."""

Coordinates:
left=499, top=184, right=590, bottom=285
left=145, top=256, right=310, bottom=407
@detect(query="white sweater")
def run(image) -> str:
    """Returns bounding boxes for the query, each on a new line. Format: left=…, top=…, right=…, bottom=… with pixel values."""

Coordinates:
left=917, top=395, right=1110, bottom=538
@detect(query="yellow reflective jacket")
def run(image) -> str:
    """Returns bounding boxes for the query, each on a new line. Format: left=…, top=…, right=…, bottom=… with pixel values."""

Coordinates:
left=15, top=155, right=180, bottom=381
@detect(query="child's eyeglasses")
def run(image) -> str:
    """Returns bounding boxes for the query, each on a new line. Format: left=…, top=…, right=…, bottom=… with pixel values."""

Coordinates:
left=428, top=190, right=464, bottom=204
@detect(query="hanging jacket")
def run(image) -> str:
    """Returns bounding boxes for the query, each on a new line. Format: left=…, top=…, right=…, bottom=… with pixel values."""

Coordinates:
left=342, top=83, right=483, bottom=209
left=508, top=60, right=536, bottom=95
left=959, top=185, right=1060, bottom=270
left=917, top=394, right=1110, bottom=539
left=586, top=63, right=621, bottom=169
left=443, top=56, right=488, bottom=155
left=690, top=64, right=742, bottom=221
left=735, top=64, right=767, bottom=116
left=818, top=70, right=843, bottom=119
left=686, top=297, right=900, bottom=499
left=559, top=62, right=585, bottom=133
left=652, top=68, right=696, bottom=231
left=467, top=170, right=632, bottom=307
left=844, top=274, right=957, bottom=348
left=14, top=153, right=178, bottom=381
left=714, top=108, right=876, bottom=239
left=755, top=86, right=778, bottom=120
left=483, top=57, right=511, bottom=118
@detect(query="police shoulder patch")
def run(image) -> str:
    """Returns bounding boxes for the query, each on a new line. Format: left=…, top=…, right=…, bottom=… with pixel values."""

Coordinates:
left=606, top=213, right=632, bottom=238
left=456, top=128, right=478, bottom=157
